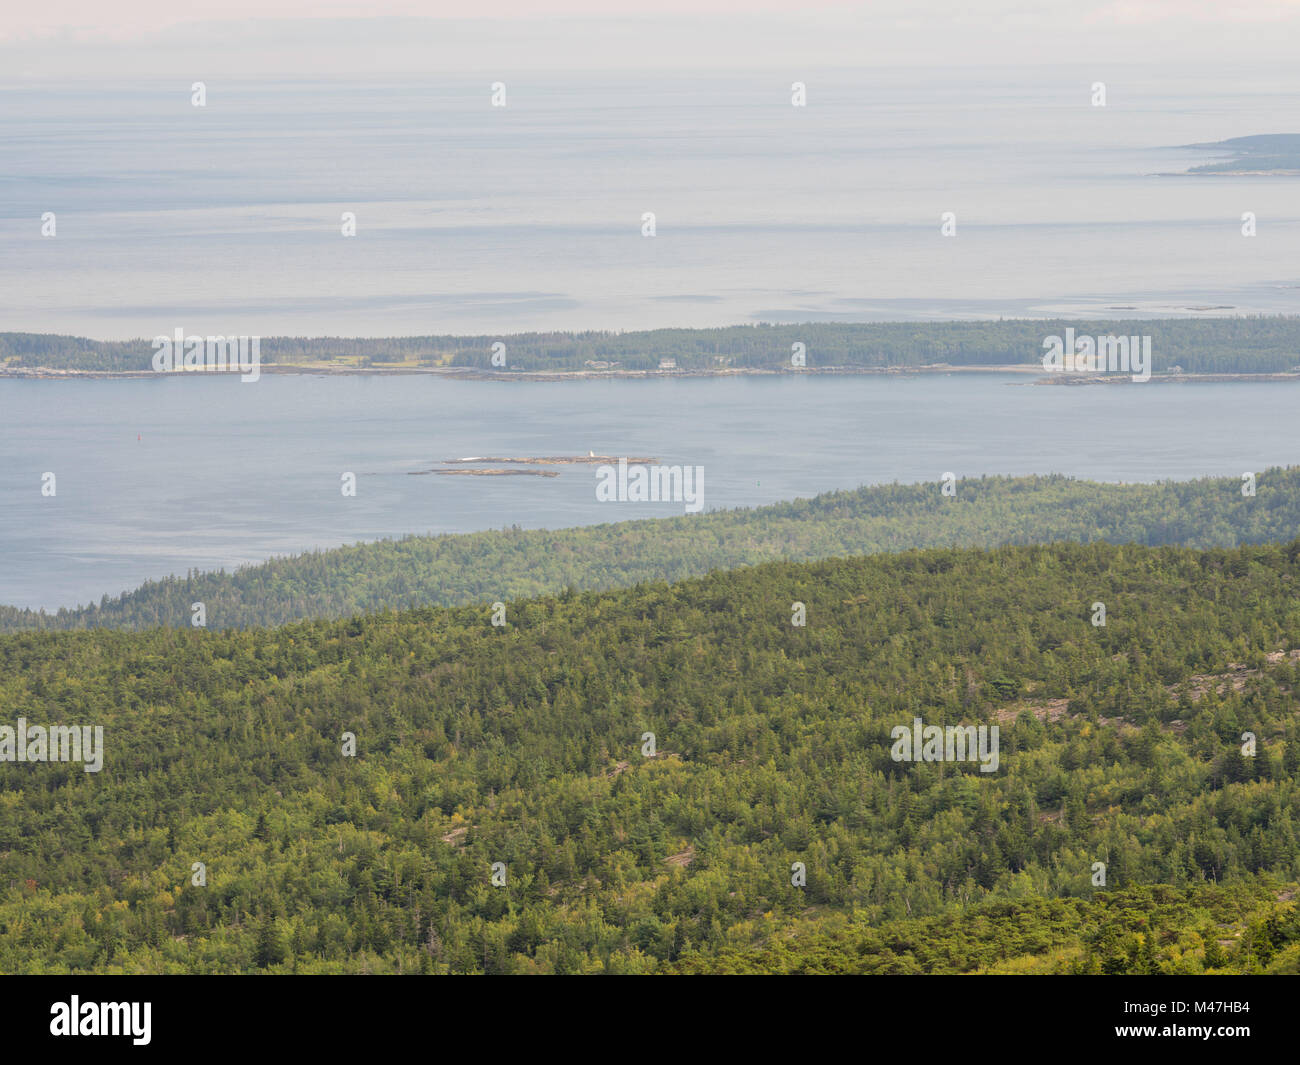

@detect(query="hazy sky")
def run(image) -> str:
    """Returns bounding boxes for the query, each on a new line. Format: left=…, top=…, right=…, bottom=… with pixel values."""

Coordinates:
left=3, top=2, right=1300, bottom=76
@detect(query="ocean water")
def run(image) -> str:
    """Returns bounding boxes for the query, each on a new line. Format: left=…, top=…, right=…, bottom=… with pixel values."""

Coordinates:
left=1, top=372, right=1295, bottom=610
left=1, top=66, right=1299, bottom=339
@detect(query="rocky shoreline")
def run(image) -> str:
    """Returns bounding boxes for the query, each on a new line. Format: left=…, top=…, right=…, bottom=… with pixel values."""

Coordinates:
left=0, top=363, right=1039, bottom=381
left=3, top=363, right=1298, bottom=384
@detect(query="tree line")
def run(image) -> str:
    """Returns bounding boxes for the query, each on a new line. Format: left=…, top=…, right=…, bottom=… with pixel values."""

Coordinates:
left=6, top=316, right=1300, bottom=373
left=8, top=468, right=1300, bottom=633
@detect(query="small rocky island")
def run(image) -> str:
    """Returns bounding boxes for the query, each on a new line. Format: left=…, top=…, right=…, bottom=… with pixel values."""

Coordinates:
left=412, top=468, right=559, bottom=477
left=413, top=454, right=659, bottom=477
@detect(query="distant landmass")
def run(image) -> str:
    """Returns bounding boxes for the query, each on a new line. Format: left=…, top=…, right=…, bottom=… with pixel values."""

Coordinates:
left=1180, top=134, right=1300, bottom=175
left=6, top=317, right=1300, bottom=375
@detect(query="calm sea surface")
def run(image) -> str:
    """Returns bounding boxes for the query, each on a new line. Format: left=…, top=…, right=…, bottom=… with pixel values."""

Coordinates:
left=1, top=67, right=1300, bottom=338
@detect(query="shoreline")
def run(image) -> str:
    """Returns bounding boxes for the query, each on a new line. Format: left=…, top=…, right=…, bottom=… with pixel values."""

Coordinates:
left=0, top=363, right=1045, bottom=381
left=4, top=363, right=1298, bottom=384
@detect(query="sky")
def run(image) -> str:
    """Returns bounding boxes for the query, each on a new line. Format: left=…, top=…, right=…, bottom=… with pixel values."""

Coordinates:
left=3, top=2, right=1300, bottom=76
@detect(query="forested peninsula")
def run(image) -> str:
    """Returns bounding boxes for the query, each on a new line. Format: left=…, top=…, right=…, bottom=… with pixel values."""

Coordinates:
left=5, top=316, right=1300, bottom=376
left=6, top=468, right=1300, bottom=633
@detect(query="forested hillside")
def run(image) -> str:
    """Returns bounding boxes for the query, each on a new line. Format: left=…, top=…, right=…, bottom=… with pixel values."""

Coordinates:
left=2, top=540, right=1299, bottom=973
left=670, top=883, right=1300, bottom=974
left=5, top=316, right=1300, bottom=373
left=6, top=468, right=1300, bottom=633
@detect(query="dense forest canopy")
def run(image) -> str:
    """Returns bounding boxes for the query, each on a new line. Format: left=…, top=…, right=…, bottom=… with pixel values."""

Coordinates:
left=6, top=467, right=1300, bottom=633
left=2, top=540, right=1299, bottom=973
left=5, top=316, right=1300, bottom=373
